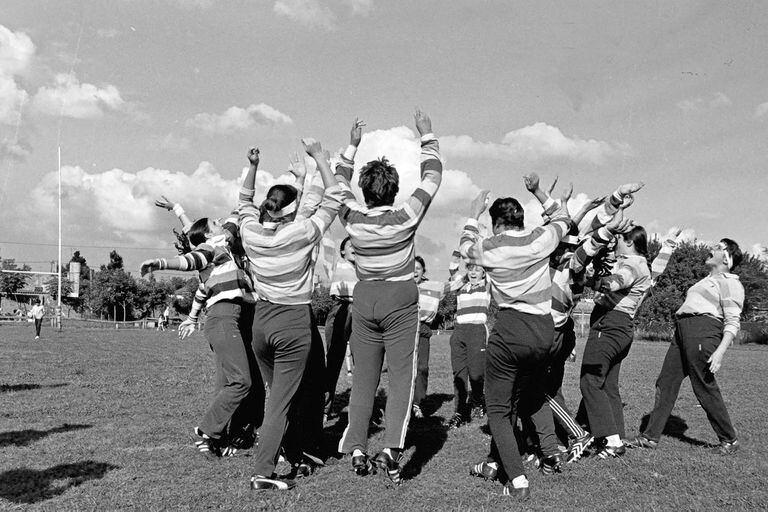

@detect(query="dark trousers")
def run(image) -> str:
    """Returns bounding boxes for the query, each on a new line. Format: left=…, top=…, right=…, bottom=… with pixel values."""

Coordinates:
left=643, top=316, right=736, bottom=443
left=251, top=301, right=325, bottom=477
left=339, top=280, right=419, bottom=453
left=199, top=301, right=264, bottom=440
left=577, top=307, right=633, bottom=438
left=413, top=322, right=433, bottom=407
left=34, top=318, right=43, bottom=336
left=450, top=323, right=487, bottom=415
left=485, top=309, right=557, bottom=480
left=324, top=299, right=352, bottom=416
left=547, top=318, right=582, bottom=439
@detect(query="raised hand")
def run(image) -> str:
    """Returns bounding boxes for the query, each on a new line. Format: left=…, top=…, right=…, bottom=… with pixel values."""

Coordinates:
left=247, top=146, right=260, bottom=166
left=350, top=118, right=366, bottom=147
left=414, top=107, right=432, bottom=136
left=154, top=195, right=174, bottom=211
left=288, top=152, right=307, bottom=180
left=523, top=173, right=540, bottom=193
left=560, top=182, right=573, bottom=204
left=140, top=259, right=159, bottom=277
left=617, top=182, right=644, bottom=196
left=302, top=138, right=323, bottom=158
left=470, top=190, right=491, bottom=219
left=606, top=209, right=631, bottom=234
left=548, top=176, right=559, bottom=195
left=621, top=194, right=635, bottom=209
left=178, top=318, right=197, bottom=340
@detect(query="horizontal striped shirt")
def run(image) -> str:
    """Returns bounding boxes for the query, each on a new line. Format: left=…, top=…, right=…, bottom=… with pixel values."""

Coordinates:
left=455, top=279, right=491, bottom=325
left=676, top=273, right=744, bottom=337
left=418, top=274, right=465, bottom=324
left=594, top=253, right=651, bottom=319
left=238, top=184, right=343, bottom=305
left=335, top=135, right=442, bottom=282
left=160, top=236, right=256, bottom=321
left=329, top=259, right=358, bottom=301
left=460, top=198, right=571, bottom=316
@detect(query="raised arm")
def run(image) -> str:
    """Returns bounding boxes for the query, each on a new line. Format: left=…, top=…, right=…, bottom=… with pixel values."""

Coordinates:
left=155, top=196, right=194, bottom=233
left=302, top=138, right=344, bottom=235
left=650, top=229, right=682, bottom=287
left=140, top=245, right=215, bottom=276
left=238, top=146, right=262, bottom=228
left=335, top=118, right=366, bottom=207
left=404, top=109, right=442, bottom=218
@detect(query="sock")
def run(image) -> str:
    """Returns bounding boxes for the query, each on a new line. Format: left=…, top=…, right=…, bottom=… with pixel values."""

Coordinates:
left=352, top=449, right=364, bottom=458
left=511, top=475, right=529, bottom=489
left=606, top=434, right=622, bottom=447
left=487, top=462, right=499, bottom=470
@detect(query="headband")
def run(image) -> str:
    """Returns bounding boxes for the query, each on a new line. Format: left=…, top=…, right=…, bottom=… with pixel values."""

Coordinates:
left=261, top=199, right=298, bottom=230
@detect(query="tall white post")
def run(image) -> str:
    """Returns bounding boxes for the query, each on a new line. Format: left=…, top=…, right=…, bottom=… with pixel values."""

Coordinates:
left=57, top=146, right=62, bottom=331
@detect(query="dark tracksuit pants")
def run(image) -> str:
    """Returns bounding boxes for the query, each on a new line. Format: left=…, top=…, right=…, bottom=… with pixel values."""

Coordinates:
left=642, top=315, right=737, bottom=443
left=485, top=309, right=558, bottom=480
left=339, top=280, right=419, bottom=453
left=450, top=323, right=487, bottom=416
left=251, top=301, right=325, bottom=477
left=34, top=318, right=43, bottom=337
left=413, top=321, right=433, bottom=408
left=324, top=298, right=353, bottom=416
left=547, top=318, right=585, bottom=440
left=199, top=301, right=264, bottom=440
left=577, top=307, right=633, bottom=439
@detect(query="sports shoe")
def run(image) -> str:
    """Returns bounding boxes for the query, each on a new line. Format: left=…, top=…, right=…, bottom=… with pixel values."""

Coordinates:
left=373, top=450, right=402, bottom=485
left=628, top=434, right=658, bottom=450
left=250, top=474, right=297, bottom=491
left=35, top=336, right=40, bottom=340
left=502, top=484, right=531, bottom=500
left=567, top=433, right=594, bottom=463
left=229, top=426, right=257, bottom=451
left=193, top=427, right=221, bottom=460
left=352, top=452, right=376, bottom=476
left=597, top=443, right=626, bottom=459
left=539, top=453, right=563, bottom=475
left=714, top=439, right=739, bottom=455
left=447, top=413, right=466, bottom=429
left=471, top=405, right=486, bottom=419
left=469, top=461, right=498, bottom=481
left=411, top=404, right=424, bottom=419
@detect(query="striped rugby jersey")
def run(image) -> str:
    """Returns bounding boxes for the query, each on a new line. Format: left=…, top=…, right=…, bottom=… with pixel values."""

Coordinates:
left=335, top=134, right=442, bottom=282
left=418, top=274, right=465, bottom=324
left=676, top=272, right=744, bottom=337
left=460, top=198, right=571, bottom=316
left=593, top=253, right=651, bottom=319
left=238, top=184, right=343, bottom=305
left=329, top=259, right=357, bottom=301
left=455, top=279, right=491, bottom=325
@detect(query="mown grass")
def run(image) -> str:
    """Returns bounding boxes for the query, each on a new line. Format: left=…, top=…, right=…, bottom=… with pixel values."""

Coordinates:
left=1, top=324, right=767, bottom=511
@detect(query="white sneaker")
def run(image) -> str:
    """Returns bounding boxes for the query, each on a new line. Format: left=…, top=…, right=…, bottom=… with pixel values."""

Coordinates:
left=35, top=336, right=39, bottom=339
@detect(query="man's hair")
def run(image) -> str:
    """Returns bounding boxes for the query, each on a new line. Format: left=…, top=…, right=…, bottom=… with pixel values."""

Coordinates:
left=414, top=255, right=426, bottom=274
left=489, top=198, right=524, bottom=230
left=188, top=218, right=210, bottom=247
left=622, top=226, right=648, bottom=257
left=260, top=184, right=298, bottom=222
left=720, top=238, right=743, bottom=269
left=339, top=236, right=352, bottom=257
left=358, top=157, right=399, bottom=207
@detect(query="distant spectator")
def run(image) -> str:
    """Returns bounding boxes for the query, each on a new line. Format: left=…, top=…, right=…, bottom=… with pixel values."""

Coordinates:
left=29, top=300, right=45, bottom=340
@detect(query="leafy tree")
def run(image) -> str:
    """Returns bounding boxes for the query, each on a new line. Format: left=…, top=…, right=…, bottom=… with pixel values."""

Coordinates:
left=0, top=259, right=31, bottom=297
left=171, top=277, right=200, bottom=315
left=104, top=250, right=124, bottom=270
left=738, top=254, right=768, bottom=321
left=311, top=285, right=333, bottom=325
left=87, top=267, right=139, bottom=320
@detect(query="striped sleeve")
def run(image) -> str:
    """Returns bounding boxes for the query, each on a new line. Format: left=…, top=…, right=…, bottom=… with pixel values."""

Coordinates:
left=595, top=260, right=639, bottom=293
left=297, top=170, right=325, bottom=219
left=335, top=146, right=360, bottom=212
left=719, top=279, right=744, bottom=337
left=238, top=185, right=261, bottom=229
left=309, top=185, right=344, bottom=236
left=159, top=245, right=214, bottom=272
left=403, top=135, right=442, bottom=222
left=650, top=239, right=676, bottom=287
left=582, top=193, right=621, bottom=236
left=571, top=227, right=612, bottom=274
left=188, top=282, right=207, bottom=322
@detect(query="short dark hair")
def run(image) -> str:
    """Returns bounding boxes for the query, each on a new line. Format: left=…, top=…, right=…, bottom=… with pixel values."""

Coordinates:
left=622, top=226, right=648, bottom=257
left=339, top=237, right=352, bottom=257
left=489, top=198, right=524, bottom=230
left=188, top=217, right=210, bottom=247
left=358, top=157, right=399, bottom=207
left=414, top=255, right=426, bottom=274
left=720, top=238, right=743, bottom=269
left=260, top=184, right=298, bottom=222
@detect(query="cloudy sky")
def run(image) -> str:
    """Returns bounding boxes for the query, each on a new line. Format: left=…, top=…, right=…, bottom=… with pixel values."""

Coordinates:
left=1, top=0, right=767, bottom=277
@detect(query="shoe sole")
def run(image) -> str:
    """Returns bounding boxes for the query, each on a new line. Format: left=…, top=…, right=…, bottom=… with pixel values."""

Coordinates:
left=567, top=435, right=595, bottom=464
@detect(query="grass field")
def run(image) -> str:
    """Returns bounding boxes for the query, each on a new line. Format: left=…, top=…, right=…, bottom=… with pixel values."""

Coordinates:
left=2, top=324, right=768, bottom=511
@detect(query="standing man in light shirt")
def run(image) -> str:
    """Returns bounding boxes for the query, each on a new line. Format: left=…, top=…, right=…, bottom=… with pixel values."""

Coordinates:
left=631, top=239, right=745, bottom=455
left=30, top=300, right=45, bottom=340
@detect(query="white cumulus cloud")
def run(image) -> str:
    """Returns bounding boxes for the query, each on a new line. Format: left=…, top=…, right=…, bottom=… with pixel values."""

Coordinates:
left=441, top=123, right=631, bottom=165
left=754, top=102, right=768, bottom=119
left=274, top=0, right=337, bottom=30
left=0, top=138, right=30, bottom=161
left=0, top=24, right=35, bottom=125
left=33, top=73, right=126, bottom=119
left=186, top=103, right=293, bottom=134
left=676, top=92, right=732, bottom=112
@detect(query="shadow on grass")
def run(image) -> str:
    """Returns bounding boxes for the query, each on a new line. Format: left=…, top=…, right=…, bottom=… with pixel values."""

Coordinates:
left=1, top=383, right=69, bottom=393
left=402, top=416, right=448, bottom=480
left=639, top=414, right=711, bottom=447
left=419, top=392, right=453, bottom=417
left=0, top=424, right=92, bottom=448
left=0, top=461, right=118, bottom=504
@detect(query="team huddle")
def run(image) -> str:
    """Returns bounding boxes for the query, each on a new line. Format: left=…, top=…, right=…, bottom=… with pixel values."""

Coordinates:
left=140, top=110, right=745, bottom=499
